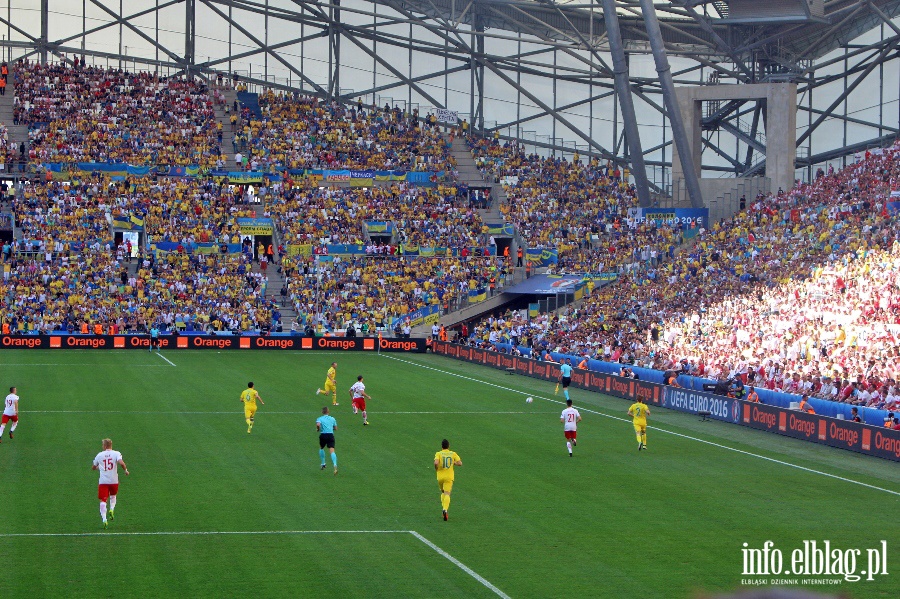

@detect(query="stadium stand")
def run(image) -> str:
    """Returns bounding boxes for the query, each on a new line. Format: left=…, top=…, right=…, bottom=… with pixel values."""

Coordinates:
left=244, top=90, right=455, bottom=171
left=469, top=136, right=687, bottom=275
left=464, top=142, right=900, bottom=411
left=15, top=61, right=223, bottom=167
left=284, top=254, right=507, bottom=332
left=269, top=179, right=482, bottom=248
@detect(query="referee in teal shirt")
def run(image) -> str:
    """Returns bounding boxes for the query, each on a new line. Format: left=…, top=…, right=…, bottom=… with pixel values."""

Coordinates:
left=316, top=407, right=338, bottom=474
left=559, top=359, right=573, bottom=401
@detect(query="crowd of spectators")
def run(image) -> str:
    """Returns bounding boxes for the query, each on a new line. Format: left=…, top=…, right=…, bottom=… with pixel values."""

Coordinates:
left=0, top=248, right=275, bottom=334
left=0, top=123, right=20, bottom=173
left=15, top=61, right=223, bottom=167
left=235, top=91, right=454, bottom=172
left=268, top=179, right=484, bottom=249
left=470, top=137, right=686, bottom=275
left=466, top=142, right=900, bottom=411
left=15, top=178, right=114, bottom=244
left=12, top=174, right=256, bottom=247
left=283, top=253, right=508, bottom=332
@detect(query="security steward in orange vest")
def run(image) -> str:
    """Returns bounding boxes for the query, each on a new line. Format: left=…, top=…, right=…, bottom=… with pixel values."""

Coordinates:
left=798, top=395, right=815, bottom=413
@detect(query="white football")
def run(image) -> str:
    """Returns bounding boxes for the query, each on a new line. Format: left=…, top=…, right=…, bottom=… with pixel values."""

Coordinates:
left=526, top=397, right=533, bottom=403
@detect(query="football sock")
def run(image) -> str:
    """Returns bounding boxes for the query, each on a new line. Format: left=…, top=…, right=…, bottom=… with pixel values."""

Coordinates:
left=566, top=441, right=572, bottom=454
left=441, top=493, right=450, bottom=511
left=319, top=449, right=326, bottom=466
left=0, top=424, right=5, bottom=437
left=9, top=421, right=16, bottom=432
left=641, top=432, right=647, bottom=448
left=331, top=452, right=337, bottom=467
left=362, top=410, right=367, bottom=422
left=564, top=389, right=570, bottom=400
left=246, top=418, right=252, bottom=427
left=100, top=501, right=108, bottom=522
left=110, top=496, right=117, bottom=511
left=636, top=432, right=642, bottom=444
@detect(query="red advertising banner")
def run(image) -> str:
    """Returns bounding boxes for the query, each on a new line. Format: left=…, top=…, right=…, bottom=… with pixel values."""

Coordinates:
left=432, top=342, right=900, bottom=461
left=0, top=335, right=427, bottom=353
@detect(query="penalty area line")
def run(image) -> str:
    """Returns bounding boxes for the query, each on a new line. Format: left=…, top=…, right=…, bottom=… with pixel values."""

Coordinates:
left=383, top=355, right=900, bottom=498
left=409, top=530, right=512, bottom=599
left=155, top=352, right=177, bottom=367
left=0, top=528, right=511, bottom=598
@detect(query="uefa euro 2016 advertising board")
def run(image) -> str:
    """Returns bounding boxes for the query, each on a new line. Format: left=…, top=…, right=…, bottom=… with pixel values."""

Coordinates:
left=432, top=341, right=900, bottom=462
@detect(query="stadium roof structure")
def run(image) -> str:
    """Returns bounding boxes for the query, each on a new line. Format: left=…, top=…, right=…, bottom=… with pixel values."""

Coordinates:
left=5, top=1, right=900, bottom=203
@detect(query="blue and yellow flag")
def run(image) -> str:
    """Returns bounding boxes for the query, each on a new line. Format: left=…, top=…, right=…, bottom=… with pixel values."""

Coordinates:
left=468, top=287, right=487, bottom=303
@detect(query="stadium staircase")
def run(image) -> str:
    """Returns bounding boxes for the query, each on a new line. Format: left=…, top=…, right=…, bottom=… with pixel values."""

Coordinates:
left=0, top=75, right=28, bottom=161
left=450, top=136, right=504, bottom=219
left=449, top=134, right=519, bottom=248
left=215, top=88, right=239, bottom=170
left=249, top=203, right=297, bottom=328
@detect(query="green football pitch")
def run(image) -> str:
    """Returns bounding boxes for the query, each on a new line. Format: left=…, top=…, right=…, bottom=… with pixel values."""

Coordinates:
left=0, top=349, right=897, bottom=599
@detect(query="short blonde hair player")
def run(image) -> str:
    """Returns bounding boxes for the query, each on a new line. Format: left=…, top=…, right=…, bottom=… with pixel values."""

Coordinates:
left=91, top=438, right=129, bottom=528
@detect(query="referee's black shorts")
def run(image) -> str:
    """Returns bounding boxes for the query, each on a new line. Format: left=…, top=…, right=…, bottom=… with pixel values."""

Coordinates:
left=562, top=377, right=571, bottom=388
left=319, top=433, right=335, bottom=449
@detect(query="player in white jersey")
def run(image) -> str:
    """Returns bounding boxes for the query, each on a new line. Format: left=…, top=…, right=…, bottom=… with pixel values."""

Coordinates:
left=0, top=386, right=19, bottom=442
left=92, top=438, right=130, bottom=528
left=560, top=398, right=582, bottom=457
left=348, top=375, right=372, bottom=425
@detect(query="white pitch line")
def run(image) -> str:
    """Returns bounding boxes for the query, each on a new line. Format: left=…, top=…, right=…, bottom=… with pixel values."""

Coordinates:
left=155, top=352, right=177, bottom=367
left=384, top=355, right=900, bottom=498
left=0, top=363, right=168, bottom=367
left=0, top=530, right=407, bottom=538
left=23, top=410, right=552, bottom=415
left=0, top=530, right=510, bottom=599
left=0, top=528, right=511, bottom=598
left=409, top=531, right=512, bottom=599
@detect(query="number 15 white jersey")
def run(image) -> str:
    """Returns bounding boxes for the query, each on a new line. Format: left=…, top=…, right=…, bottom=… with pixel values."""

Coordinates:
left=93, top=450, right=123, bottom=484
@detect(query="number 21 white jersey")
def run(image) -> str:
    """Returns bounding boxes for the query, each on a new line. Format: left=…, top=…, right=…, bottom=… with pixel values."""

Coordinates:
left=350, top=381, right=365, bottom=398
left=3, top=393, right=18, bottom=416
left=93, top=450, right=123, bottom=484
left=561, top=407, right=580, bottom=431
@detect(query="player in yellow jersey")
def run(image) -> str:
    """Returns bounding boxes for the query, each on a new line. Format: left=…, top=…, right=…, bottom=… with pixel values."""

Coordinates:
left=434, top=439, right=462, bottom=521
left=628, top=397, right=650, bottom=451
left=240, top=382, right=265, bottom=434
left=316, top=362, right=339, bottom=405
